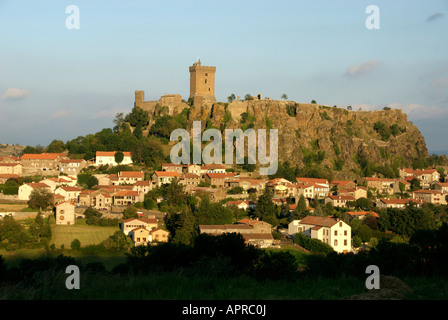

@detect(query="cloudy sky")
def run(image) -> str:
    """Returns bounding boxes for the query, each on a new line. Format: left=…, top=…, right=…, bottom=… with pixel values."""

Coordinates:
left=1, top=0, right=447, bottom=154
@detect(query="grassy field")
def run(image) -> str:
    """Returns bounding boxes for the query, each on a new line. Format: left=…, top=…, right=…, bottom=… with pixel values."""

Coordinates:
left=0, top=203, right=28, bottom=212
left=50, top=219, right=120, bottom=248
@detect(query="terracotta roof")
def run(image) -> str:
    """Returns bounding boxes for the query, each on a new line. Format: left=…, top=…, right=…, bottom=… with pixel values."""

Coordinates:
left=134, top=180, right=151, bottom=186
left=236, top=218, right=263, bottom=226
left=412, top=189, right=442, bottom=194
left=58, top=186, right=82, bottom=192
left=0, top=163, right=22, bottom=167
left=299, top=216, right=340, bottom=228
left=26, top=183, right=51, bottom=188
left=150, top=228, right=169, bottom=234
left=347, top=211, right=379, bottom=218
left=154, top=171, right=180, bottom=177
left=327, top=195, right=355, bottom=201
left=242, top=233, right=274, bottom=240
left=123, top=218, right=157, bottom=224
left=296, top=177, right=329, bottom=185
left=114, top=190, right=140, bottom=197
left=161, top=163, right=183, bottom=167
left=206, top=172, right=234, bottom=179
left=55, top=201, right=76, bottom=207
left=96, top=151, right=132, bottom=157
left=21, top=153, right=65, bottom=160
left=118, top=171, right=144, bottom=178
left=0, top=174, right=20, bottom=179
left=380, top=198, right=425, bottom=204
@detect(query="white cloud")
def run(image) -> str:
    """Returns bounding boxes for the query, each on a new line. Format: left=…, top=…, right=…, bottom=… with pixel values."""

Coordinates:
left=344, top=60, right=382, bottom=78
left=2, top=88, right=30, bottom=100
left=52, top=110, right=73, bottom=118
left=389, top=103, right=448, bottom=120
left=426, top=12, right=444, bottom=22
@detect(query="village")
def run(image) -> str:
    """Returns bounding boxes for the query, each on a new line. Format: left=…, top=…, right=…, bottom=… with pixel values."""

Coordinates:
left=1, top=150, right=447, bottom=253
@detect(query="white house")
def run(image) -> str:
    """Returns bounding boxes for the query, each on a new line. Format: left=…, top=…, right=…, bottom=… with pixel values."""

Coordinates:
left=18, top=183, right=52, bottom=201
left=288, top=216, right=352, bottom=253
left=95, top=151, right=133, bottom=167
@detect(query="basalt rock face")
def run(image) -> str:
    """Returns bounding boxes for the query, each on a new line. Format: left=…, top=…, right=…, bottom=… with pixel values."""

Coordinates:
left=152, top=99, right=429, bottom=179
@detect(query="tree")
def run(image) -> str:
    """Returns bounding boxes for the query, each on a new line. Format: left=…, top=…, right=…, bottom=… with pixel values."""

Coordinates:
left=28, top=188, right=54, bottom=210
left=29, top=212, right=51, bottom=241
left=46, top=139, right=65, bottom=153
left=244, top=94, right=253, bottom=101
left=254, top=187, right=278, bottom=226
left=311, top=100, right=317, bottom=104
left=123, top=206, right=139, bottom=220
left=292, top=195, right=308, bottom=220
left=281, top=93, right=288, bottom=100
left=113, top=112, right=125, bottom=132
left=410, top=178, right=421, bottom=192
left=227, top=93, right=236, bottom=103
left=347, top=106, right=352, bottom=110
left=86, top=175, right=99, bottom=190
left=114, top=151, right=124, bottom=165
left=71, top=238, right=81, bottom=251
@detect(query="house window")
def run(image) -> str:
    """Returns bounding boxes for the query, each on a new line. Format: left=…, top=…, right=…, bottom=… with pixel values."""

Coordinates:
left=334, top=240, right=338, bottom=246
left=334, top=230, right=338, bottom=236
left=344, top=240, right=347, bottom=246
left=205, top=79, right=207, bottom=84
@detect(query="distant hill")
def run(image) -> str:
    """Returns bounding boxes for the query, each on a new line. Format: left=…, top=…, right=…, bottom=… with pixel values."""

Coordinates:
left=0, top=143, right=26, bottom=157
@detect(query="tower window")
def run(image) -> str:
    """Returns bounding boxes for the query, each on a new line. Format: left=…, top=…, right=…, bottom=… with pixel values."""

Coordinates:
left=205, top=79, right=207, bottom=84
left=205, top=73, right=208, bottom=76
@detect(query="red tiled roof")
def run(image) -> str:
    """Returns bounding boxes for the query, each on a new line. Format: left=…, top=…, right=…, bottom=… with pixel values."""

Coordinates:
left=347, top=211, right=379, bottom=218
left=154, top=171, right=180, bottom=177
left=123, top=218, right=157, bottom=224
left=119, top=171, right=144, bottom=178
left=26, top=183, right=51, bottom=188
left=299, top=216, right=340, bottom=228
left=114, top=190, right=140, bottom=197
left=96, top=151, right=132, bottom=157
left=21, top=153, right=65, bottom=160
left=60, top=159, right=85, bottom=163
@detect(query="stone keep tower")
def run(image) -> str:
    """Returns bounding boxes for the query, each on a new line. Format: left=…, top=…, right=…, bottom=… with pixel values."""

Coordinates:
left=189, top=59, right=216, bottom=104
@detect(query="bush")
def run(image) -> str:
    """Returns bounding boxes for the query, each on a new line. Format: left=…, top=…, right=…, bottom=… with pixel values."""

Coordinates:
left=293, top=233, right=334, bottom=254
left=70, top=238, right=81, bottom=251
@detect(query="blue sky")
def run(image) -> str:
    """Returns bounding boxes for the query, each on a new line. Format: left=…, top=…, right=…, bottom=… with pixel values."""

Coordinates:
left=1, top=0, right=447, bottom=154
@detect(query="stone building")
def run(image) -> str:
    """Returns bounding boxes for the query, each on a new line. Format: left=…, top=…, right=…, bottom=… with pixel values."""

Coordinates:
left=55, top=201, right=76, bottom=226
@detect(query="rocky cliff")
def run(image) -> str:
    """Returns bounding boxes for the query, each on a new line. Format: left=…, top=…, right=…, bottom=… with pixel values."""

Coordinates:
left=142, top=99, right=430, bottom=179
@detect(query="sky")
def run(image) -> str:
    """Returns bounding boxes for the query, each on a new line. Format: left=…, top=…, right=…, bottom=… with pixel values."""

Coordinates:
left=0, top=0, right=447, bottom=155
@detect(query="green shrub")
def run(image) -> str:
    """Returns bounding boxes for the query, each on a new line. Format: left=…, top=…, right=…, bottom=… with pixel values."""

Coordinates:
left=293, top=233, right=334, bottom=254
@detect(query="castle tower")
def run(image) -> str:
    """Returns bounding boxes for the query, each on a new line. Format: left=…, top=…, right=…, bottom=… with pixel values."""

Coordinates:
left=189, top=59, right=216, bottom=103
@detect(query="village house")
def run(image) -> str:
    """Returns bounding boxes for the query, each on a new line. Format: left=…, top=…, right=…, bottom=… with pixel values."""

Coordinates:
left=161, top=163, right=184, bottom=174
left=288, top=216, right=352, bottom=253
left=184, top=164, right=202, bottom=175
left=365, top=177, right=395, bottom=195
left=434, top=182, right=448, bottom=194
left=346, top=211, right=379, bottom=220
left=55, top=201, right=76, bottom=226
left=411, top=189, right=447, bottom=206
left=78, top=189, right=96, bottom=206
left=93, top=193, right=112, bottom=210
left=267, top=178, right=296, bottom=198
left=186, top=186, right=227, bottom=202
left=337, top=187, right=368, bottom=200
left=112, top=190, right=143, bottom=206
left=132, top=180, right=154, bottom=194
left=224, top=200, right=256, bottom=211
left=399, top=168, right=440, bottom=188
left=40, top=176, right=76, bottom=192
left=392, top=180, right=411, bottom=194
left=95, top=151, right=133, bottom=167
left=204, top=172, right=234, bottom=188
left=55, top=186, right=82, bottom=203
left=152, top=171, right=181, bottom=187
left=121, top=217, right=158, bottom=235
left=235, top=218, right=272, bottom=233
left=296, top=178, right=330, bottom=198
left=0, top=163, right=23, bottom=175
left=150, top=228, right=169, bottom=243
left=117, top=171, right=144, bottom=185
left=324, top=195, right=355, bottom=208
left=129, top=227, right=170, bottom=246
left=18, top=182, right=52, bottom=201
left=59, top=159, right=87, bottom=175
left=181, top=173, right=201, bottom=187
left=202, top=164, right=226, bottom=174
left=296, top=183, right=314, bottom=200
left=129, top=227, right=150, bottom=246
left=20, top=153, right=68, bottom=174
left=331, top=180, right=356, bottom=190
left=376, top=198, right=425, bottom=209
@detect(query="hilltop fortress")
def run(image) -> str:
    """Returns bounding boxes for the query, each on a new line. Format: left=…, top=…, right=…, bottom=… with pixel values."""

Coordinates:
left=134, top=59, right=275, bottom=119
